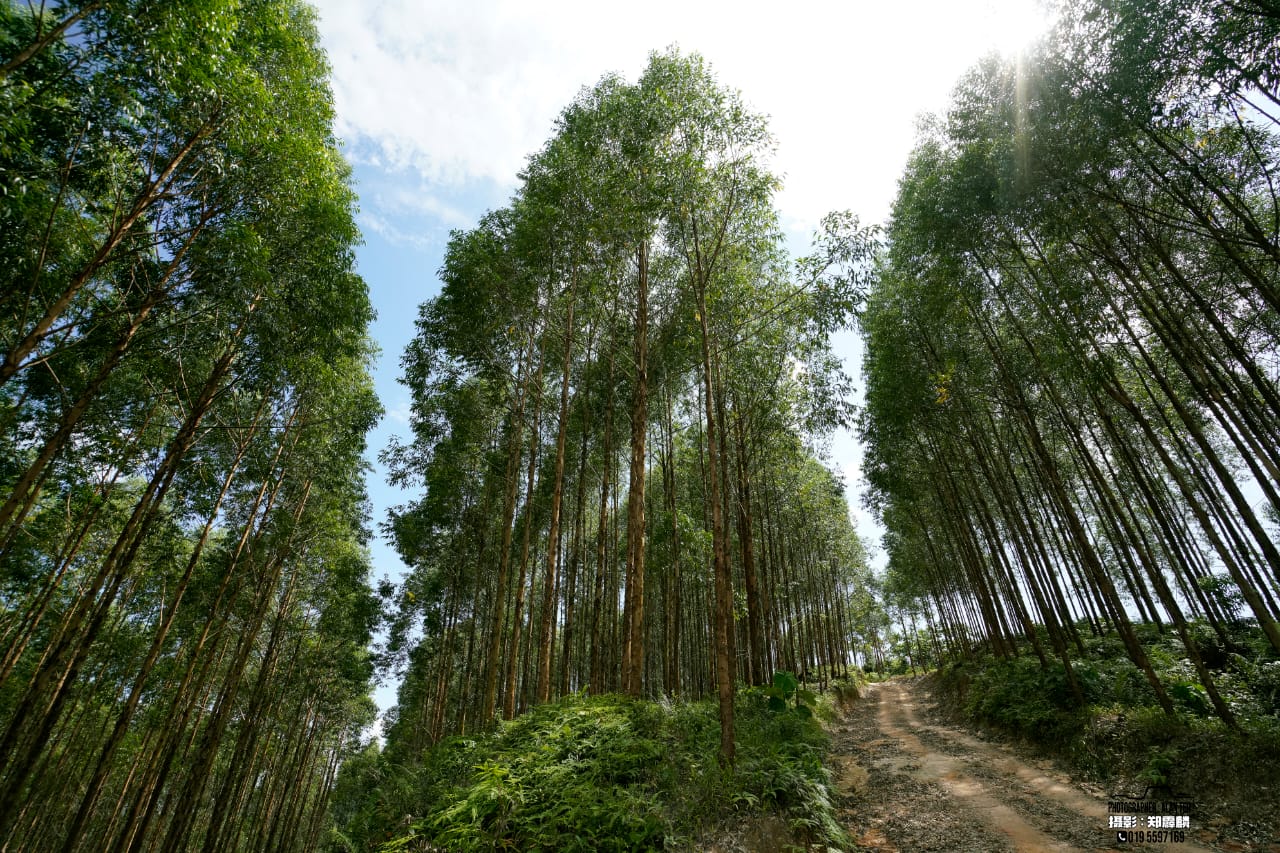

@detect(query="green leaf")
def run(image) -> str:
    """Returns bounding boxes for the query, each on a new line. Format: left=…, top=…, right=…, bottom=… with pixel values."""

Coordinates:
left=772, top=671, right=798, bottom=697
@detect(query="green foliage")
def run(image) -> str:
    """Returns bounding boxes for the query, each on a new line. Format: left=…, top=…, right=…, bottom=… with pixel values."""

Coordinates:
left=331, top=692, right=848, bottom=852
left=831, top=676, right=861, bottom=700
left=1196, top=575, right=1246, bottom=621
left=0, top=2, right=380, bottom=849
left=935, top=622, right=1280, bottom=793
left=944, top=625, right=1280, bottom=743
left=942, top=656, right=1091, bottom=745
left=1137, top=747, right=1177, bottom=788
left=860, top=0, right=1280, bottom=748
left=759, top=670, right=818, bottom=718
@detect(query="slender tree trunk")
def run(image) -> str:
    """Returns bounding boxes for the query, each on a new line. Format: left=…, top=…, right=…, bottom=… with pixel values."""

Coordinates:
left=622, top=241, right=649, bottom=696
left=694, top=258, right=734, bottom=765
left=503, top=386, right=543, bottom=718
left=536, top=274, right=577, bottom=703
left=731, top=406, right=765, bottom=686
left=482, top=329, right=537, bottom=726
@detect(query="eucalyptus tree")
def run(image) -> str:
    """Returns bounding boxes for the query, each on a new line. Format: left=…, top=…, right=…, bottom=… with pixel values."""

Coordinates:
left=381, top=49, right=877, bottom=775
left=0, top=2, right=380, bottom=850
left=862, top=0, right=1280, bottom=728
left=648, top=51, right=779, bottom=762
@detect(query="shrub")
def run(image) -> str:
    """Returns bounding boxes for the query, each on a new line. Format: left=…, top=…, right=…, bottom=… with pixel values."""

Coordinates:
left=365, top=691, right=848, bottom=852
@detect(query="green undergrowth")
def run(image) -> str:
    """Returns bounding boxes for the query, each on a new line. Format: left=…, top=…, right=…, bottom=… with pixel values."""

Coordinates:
left=932, top=620, right=1280, bottom=806
left=332, top=686, right=850, bottom=853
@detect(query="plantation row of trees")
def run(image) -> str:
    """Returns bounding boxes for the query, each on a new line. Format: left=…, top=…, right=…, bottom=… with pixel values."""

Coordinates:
left=0, top=3, right=379, bottom=852
left=862, top=0, right=1280, bottom=727
left=378, top=50, right=878, bottom=768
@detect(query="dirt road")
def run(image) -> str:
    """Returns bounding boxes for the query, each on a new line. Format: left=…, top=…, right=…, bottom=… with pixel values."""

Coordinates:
left=830, top=679, right=1221, bottom=853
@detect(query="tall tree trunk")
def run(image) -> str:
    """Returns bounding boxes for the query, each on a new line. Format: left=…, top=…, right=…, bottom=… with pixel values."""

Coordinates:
left=536, top=275, right=577, bottom=702
left=622, top=241, right=649, bottom=696
left=503, top=346, right=545, bottom=719
left=731, top=406, right=765, bottom=686
left=695, top=261, right=734, bottom=765
left=481, top=329, right=537, bottom=726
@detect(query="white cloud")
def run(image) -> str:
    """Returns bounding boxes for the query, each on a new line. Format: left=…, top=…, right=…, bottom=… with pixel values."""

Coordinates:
left=382, top=188, right=472, bottom=228
left=357, top=210, right=434, bottom=249
left=313, top=0, right=1051, bottom=231
left=385, top=401, right=412, bottom=425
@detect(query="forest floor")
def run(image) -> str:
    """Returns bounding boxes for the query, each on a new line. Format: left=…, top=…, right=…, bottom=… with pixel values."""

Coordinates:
left=828, top=678, right=1277, bottom=853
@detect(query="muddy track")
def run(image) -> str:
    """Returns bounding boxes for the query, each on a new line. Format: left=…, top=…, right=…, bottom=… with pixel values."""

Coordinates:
left=829, top=679, right=1221, bottom=853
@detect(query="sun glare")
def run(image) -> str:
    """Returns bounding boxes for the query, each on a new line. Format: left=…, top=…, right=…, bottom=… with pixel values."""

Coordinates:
left=982, top=0, right=1053, bottom=56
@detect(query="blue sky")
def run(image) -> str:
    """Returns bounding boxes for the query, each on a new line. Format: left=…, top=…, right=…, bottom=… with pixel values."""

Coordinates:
left=309, top=0, right=1052, bottom=719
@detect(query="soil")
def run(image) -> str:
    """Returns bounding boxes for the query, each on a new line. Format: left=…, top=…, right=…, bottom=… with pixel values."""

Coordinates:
left=828, top=678, right=1278, bottom=853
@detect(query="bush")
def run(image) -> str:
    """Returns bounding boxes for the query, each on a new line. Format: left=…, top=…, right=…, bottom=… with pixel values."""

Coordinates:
left=360, top=689, right=848, bottom=852
left=933, top=621, right=1280, bottom=794
left=936, top=656, right=1090, bottom=746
